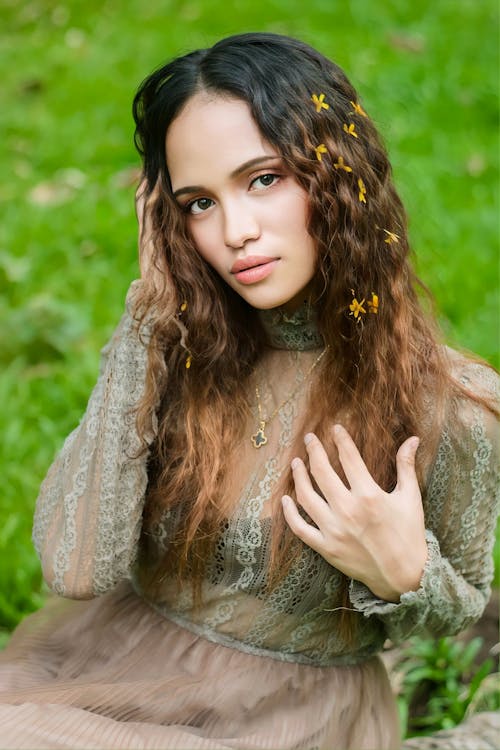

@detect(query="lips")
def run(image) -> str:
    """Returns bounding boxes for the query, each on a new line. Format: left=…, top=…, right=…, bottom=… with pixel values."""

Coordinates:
left=230, top=255, right=281, bottom=286
left=230, top=255, right=278, bottom=274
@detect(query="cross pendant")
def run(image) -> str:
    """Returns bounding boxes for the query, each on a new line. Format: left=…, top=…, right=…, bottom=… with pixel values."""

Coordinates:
left=251, top=422, right=268, bottom=448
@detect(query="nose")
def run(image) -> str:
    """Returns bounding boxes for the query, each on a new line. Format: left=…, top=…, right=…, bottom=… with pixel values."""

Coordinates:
left=222, top=198, right=260, bottom=249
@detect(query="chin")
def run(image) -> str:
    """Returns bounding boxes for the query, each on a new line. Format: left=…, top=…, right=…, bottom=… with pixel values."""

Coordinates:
left=250, top=300, right=285, bottom=311
left=243, top=292, right=294, bottom=311
left=231, top=277, right=310, bottom=311
left=254, top=289, right=312, bottom=313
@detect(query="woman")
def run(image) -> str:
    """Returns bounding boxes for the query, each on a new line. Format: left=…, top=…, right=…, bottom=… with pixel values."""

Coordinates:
left=0, top=32, right=498, bottom=750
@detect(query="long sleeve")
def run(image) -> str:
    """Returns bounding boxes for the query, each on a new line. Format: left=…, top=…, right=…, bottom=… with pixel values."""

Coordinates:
left=32, top=281, right=154, bottom=599
left=349, top=361, right=499, bottom=644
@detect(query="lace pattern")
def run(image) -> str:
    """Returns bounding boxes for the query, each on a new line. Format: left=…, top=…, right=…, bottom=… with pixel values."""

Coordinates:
left=258, top=302, right=324, bottom=350
left=349, top=365, right=499, bottom=644
left=33, top=281, right=500, bottom=664
left=33, top=285, right=154, bottom=597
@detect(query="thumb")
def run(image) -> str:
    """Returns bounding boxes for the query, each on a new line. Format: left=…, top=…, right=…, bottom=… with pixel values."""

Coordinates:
left=395, top=436, right=420, bottom=492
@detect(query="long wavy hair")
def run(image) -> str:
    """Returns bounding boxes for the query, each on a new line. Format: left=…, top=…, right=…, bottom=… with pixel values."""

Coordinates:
left=130, top=33, right=496, bottom=618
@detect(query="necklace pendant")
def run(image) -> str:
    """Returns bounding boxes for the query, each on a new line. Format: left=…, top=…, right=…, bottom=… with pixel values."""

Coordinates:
left=251, top=422, right=268, bottom=449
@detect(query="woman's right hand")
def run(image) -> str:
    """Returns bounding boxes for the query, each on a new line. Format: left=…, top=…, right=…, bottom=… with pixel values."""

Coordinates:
left=135, top=178, right=169, bottom=292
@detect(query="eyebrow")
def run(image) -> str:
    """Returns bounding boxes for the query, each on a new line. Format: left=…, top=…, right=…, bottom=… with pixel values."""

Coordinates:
left=172, top=156, right=283, bottom=199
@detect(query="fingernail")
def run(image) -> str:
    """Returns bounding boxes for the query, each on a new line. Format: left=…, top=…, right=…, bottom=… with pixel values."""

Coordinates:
left=291, top=458, right=301, bottom=470
left=409, top=437, right=420, bottom=451
left=304, top=433, right=314, bottom=445
left=282, top=495, right=290, bottom=506
left=333, top=424, right=343, bottom=436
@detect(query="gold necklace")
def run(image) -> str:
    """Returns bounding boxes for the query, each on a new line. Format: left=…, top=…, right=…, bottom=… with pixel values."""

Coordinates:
left=250, top=346, right=329, bottom=448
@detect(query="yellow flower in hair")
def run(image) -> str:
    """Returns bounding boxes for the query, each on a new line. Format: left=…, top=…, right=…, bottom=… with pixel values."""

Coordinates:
left=314, top=143, right=328, bottom=161
left=333, top=156, right=352, bottom=172
left=185, top=354, right=192, bottom=369
left=357, top=178, right=367, bottom=203
left=311, top=93, right=330, bottom=112
left=383, top=229, right=400, bottom=244
left=367, top=293, right=379, bottom=314
left=350, top=101, right=367, bottom=117
left=343, top=123, right=358, bottom=138
left=180, top=301, right=188, bottom=312
left=349, top=294, right=366, bottom=322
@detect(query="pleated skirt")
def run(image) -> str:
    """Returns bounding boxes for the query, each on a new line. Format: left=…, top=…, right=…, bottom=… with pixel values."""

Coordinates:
left=0, top=582, right=400, bottom=749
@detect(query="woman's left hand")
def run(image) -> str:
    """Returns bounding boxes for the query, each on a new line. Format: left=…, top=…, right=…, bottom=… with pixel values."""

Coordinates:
left=282, top=424, right=428, bottom=602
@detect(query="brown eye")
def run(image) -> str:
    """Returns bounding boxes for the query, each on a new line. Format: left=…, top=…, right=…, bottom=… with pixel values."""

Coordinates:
left=187, top=197, right=214, bottom=215
left=251, top=173, right=280, bottom=189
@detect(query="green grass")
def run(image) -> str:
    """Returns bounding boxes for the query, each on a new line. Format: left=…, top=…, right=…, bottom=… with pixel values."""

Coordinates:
left=1, top=0, right=498, bottom=637
left=396, top=635, right=499, bottom=736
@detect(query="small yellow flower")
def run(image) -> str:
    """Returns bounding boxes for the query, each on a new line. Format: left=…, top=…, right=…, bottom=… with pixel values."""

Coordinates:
left=311, top=93, right=330, bottom=112
left=350, top=100, right=367, bottom=117
left=185, top=354, right=192, bottom=369
left=180, top=301, right=188, bottom=312
left=343, top=123, right=358, bottom=138
left=367, top=293, right=379, bottom=314
left=333, top=155, right=352, bottom=172
left=349, top=294, right=366, bottom=322
left=357, top=178, right=367, bottom=203
left=314, top=143, right=328, bottom=161
left=383, top=229, right=400, bottom=244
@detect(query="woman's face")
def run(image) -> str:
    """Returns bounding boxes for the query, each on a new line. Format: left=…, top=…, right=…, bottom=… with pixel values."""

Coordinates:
left=166, top=92, right=317, bottom=311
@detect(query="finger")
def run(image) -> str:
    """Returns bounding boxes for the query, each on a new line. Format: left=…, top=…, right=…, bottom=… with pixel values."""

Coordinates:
left=290, top=458, right=331, bottom=529
left=332, top=424, right=379, bottom=494
left=281, top=495, right=324, bottom=552
left=136, top=189, right=158, bottom=280
left=139, top=229, right=156, bottom=279
left=135, top=178, right=148, bottom=223
left=135, top=177, right=148, bottom=202
left=304, top=432, right=348, bottom=506
left=135, top=178, right=161, bottom=228
left=395, top=436, right=420, bottom=493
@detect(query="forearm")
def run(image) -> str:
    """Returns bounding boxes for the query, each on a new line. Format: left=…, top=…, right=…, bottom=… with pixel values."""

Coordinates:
left=349, top=529, right=492, bottom=643
left=33, top=283, right=153, bottom=598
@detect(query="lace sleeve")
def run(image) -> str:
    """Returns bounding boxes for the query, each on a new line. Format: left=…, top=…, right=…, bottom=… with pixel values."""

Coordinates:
left=32, top=281, right=154, bottom=599
left=349, top=361, right=499, bottom=644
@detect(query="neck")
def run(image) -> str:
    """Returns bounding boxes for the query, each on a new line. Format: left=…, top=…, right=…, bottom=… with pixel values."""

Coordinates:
left=257, top=299, right=324, bottom=351
left=279, top=280, right=316, bottom=315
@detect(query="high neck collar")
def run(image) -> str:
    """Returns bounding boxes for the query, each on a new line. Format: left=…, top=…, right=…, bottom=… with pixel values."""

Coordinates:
left=258, top=301, right=324, bottom=351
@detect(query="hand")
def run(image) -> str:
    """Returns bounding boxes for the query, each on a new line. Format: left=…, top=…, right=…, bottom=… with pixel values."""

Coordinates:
left=135, top=178, right=169, bottom=293
left=281, top=425, right=428, bottom=602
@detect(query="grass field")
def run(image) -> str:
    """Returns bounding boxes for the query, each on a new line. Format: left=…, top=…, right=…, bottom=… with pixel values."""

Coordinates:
left=1, top=0, right=498, bottom=651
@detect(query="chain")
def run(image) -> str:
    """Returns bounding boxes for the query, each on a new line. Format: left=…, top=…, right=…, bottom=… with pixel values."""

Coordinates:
left=251, top=346, right=329, bottom=448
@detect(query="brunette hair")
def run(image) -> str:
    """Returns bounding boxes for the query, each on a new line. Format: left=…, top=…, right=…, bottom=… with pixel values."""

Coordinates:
left=131, top=33, right=496, bottom=617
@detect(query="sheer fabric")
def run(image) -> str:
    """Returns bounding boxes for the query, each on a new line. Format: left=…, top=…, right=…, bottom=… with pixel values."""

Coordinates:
left=0, top=583, right=398, bottom=749
left=0, top=280, right=498, bottom=749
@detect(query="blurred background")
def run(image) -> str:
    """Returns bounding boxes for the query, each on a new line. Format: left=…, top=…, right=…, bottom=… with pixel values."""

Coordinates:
left=0, top=0, right=498, bottom=734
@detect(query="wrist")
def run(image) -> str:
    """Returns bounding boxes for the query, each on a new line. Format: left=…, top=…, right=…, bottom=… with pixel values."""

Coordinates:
left=366, top=545, right=428, bottom=603
left=367, top=582, right=401, bottom=603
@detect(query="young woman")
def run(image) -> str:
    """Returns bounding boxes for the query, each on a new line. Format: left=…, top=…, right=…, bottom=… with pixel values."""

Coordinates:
left=0, top=32, right=498, bottom=750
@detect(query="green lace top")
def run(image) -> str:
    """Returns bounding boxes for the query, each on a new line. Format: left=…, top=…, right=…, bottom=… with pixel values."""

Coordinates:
left=32, top=281, right=500, bottom=667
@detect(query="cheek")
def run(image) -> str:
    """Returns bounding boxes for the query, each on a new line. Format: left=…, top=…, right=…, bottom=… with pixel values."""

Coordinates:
left=290, top=205, right=316, bottom=257
left=285, top=191, right=311, bottom=235
left=187, top=223, right=218, bottom=266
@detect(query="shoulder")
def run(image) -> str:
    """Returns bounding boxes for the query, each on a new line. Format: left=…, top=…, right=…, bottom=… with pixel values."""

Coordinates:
left=439, top=346, right=499, bottom=452
left=443, top=346, right=499, bottom=413
left=443, top=346, right=499, bottom=394
left=423, top=349, right=499, bottom=516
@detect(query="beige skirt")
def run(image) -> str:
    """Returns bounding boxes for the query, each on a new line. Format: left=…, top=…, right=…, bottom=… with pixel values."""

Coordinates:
left=0, top=582, right=400, bottom=750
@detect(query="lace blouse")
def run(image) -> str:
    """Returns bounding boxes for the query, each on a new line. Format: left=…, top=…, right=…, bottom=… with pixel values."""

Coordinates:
left=32, top=282, right=500, bottom=667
